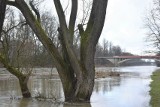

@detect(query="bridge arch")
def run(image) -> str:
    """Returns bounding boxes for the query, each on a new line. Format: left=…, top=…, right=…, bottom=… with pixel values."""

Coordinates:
left=117, top=59, right=152, bottom=66
left=95, top=55, right=160, bottom=66
left=94, top=58, right=114, bottom=66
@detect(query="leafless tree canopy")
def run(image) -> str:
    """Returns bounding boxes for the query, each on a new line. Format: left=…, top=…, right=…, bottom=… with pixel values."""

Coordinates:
left=2, top=0, right=108, bottom=102
left=145, top=0, right=160, bottom=52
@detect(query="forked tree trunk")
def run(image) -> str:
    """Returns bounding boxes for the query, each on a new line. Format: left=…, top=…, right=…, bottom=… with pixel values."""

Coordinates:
left=63, top=72, right=95, bottom=102
left=6, top=0, right=108, bottom=102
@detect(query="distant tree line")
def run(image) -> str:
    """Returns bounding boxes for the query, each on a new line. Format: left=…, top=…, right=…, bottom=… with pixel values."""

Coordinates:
left=95, top=39, right=122, bottom=57
left=95, top=39, right=134, bottom=57
left=1, top=8, right=133, bottom=68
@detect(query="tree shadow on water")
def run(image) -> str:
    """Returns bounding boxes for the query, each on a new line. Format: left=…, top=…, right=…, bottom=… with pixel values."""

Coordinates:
left=63, top=102, right=92, bottom=107
left=16, top=98, right=29, bottom=107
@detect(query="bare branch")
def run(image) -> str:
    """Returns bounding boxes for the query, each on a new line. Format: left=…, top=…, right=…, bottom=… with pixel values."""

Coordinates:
left=63, top=0, right=70, bottom=13
left=81, top=0, right=92, bottom=25
left=2, top=21, right=26, bottom=35
left=29, top=0, right=41, bottom=23
left=6, top=1, right=20, bottom=9
left=53, top=0, right=68, bottom=32
left=145, top=0, right=160, bottom=51
left=15, top=0, right=66, bottom=73
left=0, top=0, right=7, bottom=34
left=69, top=0, right=78, bottom=43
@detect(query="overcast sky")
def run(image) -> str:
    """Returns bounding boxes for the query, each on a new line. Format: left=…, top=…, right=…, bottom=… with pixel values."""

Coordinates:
left=42, top=0, right=154, bottom=55
left=99, top=0, right=153, bottom=55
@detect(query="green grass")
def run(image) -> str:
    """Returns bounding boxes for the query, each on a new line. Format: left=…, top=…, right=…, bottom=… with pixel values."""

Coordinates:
left=150, top=69, right=160, bottom=107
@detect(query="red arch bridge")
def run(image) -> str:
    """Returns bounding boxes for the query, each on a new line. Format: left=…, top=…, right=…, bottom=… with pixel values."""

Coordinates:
left=95, top=55, right=160, bottom=66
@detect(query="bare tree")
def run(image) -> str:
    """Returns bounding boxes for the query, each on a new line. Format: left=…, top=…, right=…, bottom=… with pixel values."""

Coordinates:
left=80, top=0, right=92, bottom=25
left=102, top=39, right=109, bottom=56
left=95, top=39, right=122, bottom=57
left=145, top=0, right=160, bottom=52
left=0, top=9, right=32, bottom=98
left=41, top=12, right=59, bottom=47
left=111, top=46, right=122, bottom=56
left=6, top=0, right=108, bottom=102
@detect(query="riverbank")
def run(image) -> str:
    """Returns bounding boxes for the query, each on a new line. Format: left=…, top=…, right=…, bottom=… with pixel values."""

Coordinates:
left=150, top=69, right=160, bottom=107
left=0, top=66, right=156, bottom=107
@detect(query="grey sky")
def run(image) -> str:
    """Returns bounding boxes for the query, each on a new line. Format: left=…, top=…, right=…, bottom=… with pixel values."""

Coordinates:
left=42, top=0, right=154, bottom=55
left=100, top=0, right=153, bottom=55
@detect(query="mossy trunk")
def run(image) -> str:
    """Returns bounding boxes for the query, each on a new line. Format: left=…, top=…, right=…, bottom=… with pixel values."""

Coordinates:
left=10, top=0, right=108, bottom=102
left=61, top=66, right=95, bottom=103
left=63, top=80, right=94, bottom=102
left=18, top=76, right=31, bottom=98
left=0, top=54, right=31, bottom=98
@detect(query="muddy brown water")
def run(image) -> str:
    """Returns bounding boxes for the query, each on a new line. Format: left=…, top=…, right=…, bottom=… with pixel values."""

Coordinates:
left=0, top=66, right=158, bottom=107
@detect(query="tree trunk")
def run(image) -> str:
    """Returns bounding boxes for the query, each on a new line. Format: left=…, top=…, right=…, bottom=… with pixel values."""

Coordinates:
left=6, top=0, right=108, bottom=102
left=18, top=76, right=31, bottom=98
left=0, top=0, right=6, bottom=33
left=0, top=54, right=31, bottom=98
left=61, top=65, right=95, bottom=102
left=63, top=81, right=94, bottom=102
left=0, top=0, right=31, bottom=98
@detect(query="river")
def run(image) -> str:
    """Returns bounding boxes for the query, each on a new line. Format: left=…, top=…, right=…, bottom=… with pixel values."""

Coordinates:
left=0, top=66, right=158, bottom=107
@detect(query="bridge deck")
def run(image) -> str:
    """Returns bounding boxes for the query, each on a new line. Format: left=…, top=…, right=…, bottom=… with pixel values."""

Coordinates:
left=95, top=56, right=160, bottom=59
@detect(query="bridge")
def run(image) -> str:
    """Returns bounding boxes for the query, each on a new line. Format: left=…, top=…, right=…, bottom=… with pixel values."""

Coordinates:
left=95, top=55, right=160, bottom=66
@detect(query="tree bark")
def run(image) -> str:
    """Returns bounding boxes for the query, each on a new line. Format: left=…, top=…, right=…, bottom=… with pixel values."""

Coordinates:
left=69, top=0, right=78, bottom=44
left=19, top=76, right=31, bottom=98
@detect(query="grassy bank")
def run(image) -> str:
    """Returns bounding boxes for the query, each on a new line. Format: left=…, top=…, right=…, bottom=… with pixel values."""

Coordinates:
left=150, top=69, right=160, bottom=107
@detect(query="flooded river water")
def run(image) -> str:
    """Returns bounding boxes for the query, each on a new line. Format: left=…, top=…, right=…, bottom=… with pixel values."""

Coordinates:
left=0, top=66, right=158, bottom=107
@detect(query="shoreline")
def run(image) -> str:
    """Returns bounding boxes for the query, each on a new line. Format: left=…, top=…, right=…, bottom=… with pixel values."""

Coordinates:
left=150, top=69, right=160, bottom=107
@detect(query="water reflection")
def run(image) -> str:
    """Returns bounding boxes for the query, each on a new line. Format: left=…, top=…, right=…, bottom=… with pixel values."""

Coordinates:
left=18, top=99, right=92, bottom=107
left=30, top=78, right=64, bottom=99
left=63, top=103, right=91, bottom=107
left=0, top=75, right=120, bottom=107
left=19, top=99, right=30, bottom=107
left=0, top=77, right=21, bottom=98
left=0, top=66, right=158, bottom=107
left=94, top=77, right=121, bottom=93
left=0, top=76, right=121, bottom=99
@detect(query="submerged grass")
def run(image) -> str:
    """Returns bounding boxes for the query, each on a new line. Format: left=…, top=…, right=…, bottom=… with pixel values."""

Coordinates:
left=150, top=69, right=160, bottom=107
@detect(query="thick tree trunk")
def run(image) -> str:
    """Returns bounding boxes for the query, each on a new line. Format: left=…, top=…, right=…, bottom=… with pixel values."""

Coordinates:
left=64, top=80, right=94, bottom=102
left=61, top=66, right=95, bottom=102
left=6, top=0, right=108, bottom=102
left=18, top=76, right=31, bottom=98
